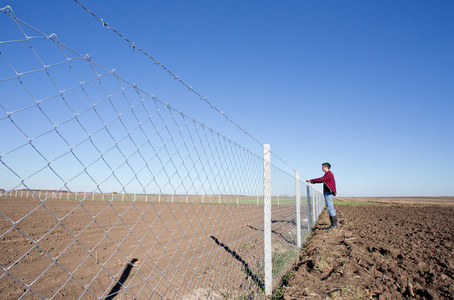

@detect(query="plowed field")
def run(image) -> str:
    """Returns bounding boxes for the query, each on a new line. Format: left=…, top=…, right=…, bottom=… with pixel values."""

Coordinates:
left=281, top=203, right=454, bottom=299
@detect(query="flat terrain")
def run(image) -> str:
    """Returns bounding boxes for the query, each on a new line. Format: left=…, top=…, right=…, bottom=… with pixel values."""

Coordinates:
left=281, top=202, right=454, bottom=299
left=335, top=196, right=454, bottom=205
left=0, top=196, right=302, bottom=299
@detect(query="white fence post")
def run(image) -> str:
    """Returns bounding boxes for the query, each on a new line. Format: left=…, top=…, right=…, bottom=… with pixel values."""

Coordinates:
left=312, top=186, right=317, bottom=226
left=306, top=184, right=312, bottom=231
left=263, top=144, right=272, bottom=296
left=296, top=170, right=301, bottom=248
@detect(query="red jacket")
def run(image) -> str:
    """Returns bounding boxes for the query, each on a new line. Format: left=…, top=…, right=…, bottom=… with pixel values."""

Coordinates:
left=310, top=171, right=337, bottom=195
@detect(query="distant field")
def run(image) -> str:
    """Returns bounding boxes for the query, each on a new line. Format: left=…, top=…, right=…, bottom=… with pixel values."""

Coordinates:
left=333, top=199, right=383, bottom=206
left=0, top=190, right=299, bottom=206
left=335, top=196, right=454, bottom=205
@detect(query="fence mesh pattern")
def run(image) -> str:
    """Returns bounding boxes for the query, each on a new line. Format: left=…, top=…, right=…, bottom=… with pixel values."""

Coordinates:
left=0, top=7, right=324, bottom=299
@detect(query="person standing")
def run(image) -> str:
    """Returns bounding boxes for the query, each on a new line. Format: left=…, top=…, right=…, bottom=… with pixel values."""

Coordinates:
left=306, top=162, right=338, bottom=230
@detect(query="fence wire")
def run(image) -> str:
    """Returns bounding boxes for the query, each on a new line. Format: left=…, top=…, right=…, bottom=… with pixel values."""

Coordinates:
left=0, top=6, right=324, bottom=299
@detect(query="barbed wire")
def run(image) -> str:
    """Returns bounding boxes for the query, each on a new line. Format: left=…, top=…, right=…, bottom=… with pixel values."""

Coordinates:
left=72, top=0, right=301, bottom=175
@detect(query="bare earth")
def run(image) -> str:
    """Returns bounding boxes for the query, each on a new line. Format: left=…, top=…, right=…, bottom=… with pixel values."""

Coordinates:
left=0, top=197, right=266, bottom=299
left=336, top=196, right=454, bottom=205
left=281, top=198, right=454, bottom=299
left=2, top=196, right=453, bottom=299
left=1, top=196, right=302, bottom=299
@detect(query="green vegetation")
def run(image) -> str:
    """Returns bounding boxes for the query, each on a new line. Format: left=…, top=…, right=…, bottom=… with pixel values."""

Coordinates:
left=252, top=248, right=298, bottom=289
left=333, top=199, right=383, bottom=206
left=273, top=271, right=293, bottom=299
left=272, top=250, right=297, bottom=277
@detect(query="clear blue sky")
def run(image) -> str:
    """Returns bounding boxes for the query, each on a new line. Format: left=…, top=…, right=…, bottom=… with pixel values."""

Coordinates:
left=1, top=0, right=453, bottom=196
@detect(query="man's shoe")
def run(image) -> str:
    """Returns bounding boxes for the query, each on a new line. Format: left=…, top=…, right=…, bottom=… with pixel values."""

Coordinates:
left=326, top=215, right=338, bottom=230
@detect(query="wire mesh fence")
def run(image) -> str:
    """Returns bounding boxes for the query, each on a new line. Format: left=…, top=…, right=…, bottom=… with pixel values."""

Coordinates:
left=0, top=6, right=325, bottom=299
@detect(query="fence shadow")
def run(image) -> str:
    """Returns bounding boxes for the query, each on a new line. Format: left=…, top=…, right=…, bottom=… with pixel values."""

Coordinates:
left=271, top=219, right=296, bottom=226
left=210, top=236, right=264, bottom=291
left=247, top=225, right=297, bottom=246
left=105, top=258, right=138, bottom=300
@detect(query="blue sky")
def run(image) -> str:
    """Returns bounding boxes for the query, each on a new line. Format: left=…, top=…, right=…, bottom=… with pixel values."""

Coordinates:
left=1, top=0, right=453, bottom=196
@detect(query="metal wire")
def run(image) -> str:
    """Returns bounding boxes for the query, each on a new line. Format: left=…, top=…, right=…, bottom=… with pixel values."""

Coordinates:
left=0, top=6, right=325, bottom=299
left=72, top=0, right=300, bottom=174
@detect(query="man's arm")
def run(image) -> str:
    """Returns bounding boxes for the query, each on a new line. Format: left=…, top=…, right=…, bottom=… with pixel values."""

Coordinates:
left=306, top=173, right=329, bottom=184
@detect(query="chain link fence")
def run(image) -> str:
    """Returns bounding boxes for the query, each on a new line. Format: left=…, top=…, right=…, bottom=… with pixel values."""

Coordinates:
left=0, top=7, right=325, bottom=299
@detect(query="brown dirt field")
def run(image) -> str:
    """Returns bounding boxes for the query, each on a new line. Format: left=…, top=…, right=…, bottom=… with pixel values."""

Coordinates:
left=336, top=196, right=454, bottom=205
left=0, top=197, right=303, bottom=299
left=281, top=204, right=454, bottom=299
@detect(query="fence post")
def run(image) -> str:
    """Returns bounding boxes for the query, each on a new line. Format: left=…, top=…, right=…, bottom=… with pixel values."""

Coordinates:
left=296, top=170, right=301, bottom=248
left=306, top=184, right=312, bottom=232
left=312, top=186, right=317, bottom=226
left=263, top=144, right=272, bottom=296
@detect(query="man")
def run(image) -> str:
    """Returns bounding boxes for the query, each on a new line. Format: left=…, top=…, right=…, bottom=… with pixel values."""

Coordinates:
left=306, top=162, right=337, bottom=230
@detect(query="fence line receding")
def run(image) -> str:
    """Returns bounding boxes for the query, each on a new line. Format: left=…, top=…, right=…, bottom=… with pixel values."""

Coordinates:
left=0, top=6, right=324, bottom=299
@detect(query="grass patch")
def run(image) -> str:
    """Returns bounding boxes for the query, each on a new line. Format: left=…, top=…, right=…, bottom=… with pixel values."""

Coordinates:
left=272, top=250, right=298, bottom=277
left=273, top=271, right=293, bottom=299
left=253, top=249, right=298, bottom=284
left=333, top=199, right=383, bottom=206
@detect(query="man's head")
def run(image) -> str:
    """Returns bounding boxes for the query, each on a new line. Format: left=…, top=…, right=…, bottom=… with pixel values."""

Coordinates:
left=322, top=162, right=331, bottom=172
